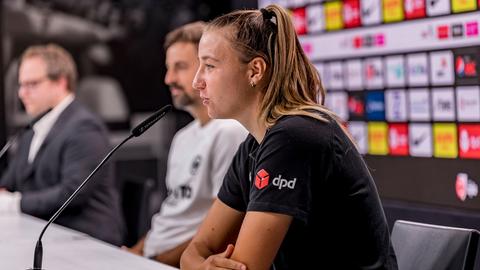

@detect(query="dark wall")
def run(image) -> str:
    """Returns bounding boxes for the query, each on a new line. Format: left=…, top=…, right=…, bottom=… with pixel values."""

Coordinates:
left=0, top=0, right=6, bottom=170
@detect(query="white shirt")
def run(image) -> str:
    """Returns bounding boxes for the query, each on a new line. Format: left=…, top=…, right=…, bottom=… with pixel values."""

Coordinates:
left=28, top=94, right=74, bottom=163
left=143, top=119, right=247, bottom=257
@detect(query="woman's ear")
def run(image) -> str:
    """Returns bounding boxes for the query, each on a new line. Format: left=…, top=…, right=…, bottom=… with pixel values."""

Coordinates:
left=248, top=57, right=267, bottom=87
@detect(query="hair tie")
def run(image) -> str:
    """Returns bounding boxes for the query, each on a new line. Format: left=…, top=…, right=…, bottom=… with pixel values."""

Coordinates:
left=260, top=8, right=277, bottom=25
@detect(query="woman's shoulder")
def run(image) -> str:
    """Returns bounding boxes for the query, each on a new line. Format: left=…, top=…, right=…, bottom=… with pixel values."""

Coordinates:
left=272, top=114, right=335, bottom=137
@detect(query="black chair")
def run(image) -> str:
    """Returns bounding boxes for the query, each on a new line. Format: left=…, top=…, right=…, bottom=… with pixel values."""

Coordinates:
left=121, top=177, right=155, bottom=247
left=391, top=220, right=480, bottom=270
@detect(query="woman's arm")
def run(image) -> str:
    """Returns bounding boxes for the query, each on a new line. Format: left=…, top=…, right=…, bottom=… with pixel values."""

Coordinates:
left=181, top=199, right=293, bottom=270
left=231, top=211, right=293, bottom=270
left=180, top=199, right=246, bottom=270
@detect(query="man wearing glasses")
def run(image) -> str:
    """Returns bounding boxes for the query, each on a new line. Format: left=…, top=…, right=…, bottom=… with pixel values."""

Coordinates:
left=0, top=44, right=124, bottom=246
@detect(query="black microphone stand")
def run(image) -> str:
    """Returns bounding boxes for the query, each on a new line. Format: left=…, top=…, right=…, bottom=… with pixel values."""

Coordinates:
left=29, top=105, right=171, bottom=270
left=0, top=109, right=52, bottom=162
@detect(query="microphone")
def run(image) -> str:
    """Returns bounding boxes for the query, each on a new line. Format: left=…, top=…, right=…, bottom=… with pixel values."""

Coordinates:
left=0, top=108, right=52, bottom=161
left=30, top=104, right=172, bottom=270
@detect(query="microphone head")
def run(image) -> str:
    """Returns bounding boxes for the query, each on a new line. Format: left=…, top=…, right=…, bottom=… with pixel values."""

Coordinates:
left=131, top=105, right=172, bottom=137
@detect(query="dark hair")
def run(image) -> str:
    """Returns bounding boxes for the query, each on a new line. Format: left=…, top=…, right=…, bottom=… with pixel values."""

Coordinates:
left=164, top=21, right=206, bottom=50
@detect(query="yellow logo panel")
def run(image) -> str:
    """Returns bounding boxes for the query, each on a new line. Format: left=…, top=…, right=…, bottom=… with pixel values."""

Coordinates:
left=325, top=1, right=343, bottom=30
left=451, top=0, right=477, bottom=13
left=433, top=123, right=458, bottom=158
left=383, top=0, right=404, bottom=23
left=368, top=122, right=389, bottom=155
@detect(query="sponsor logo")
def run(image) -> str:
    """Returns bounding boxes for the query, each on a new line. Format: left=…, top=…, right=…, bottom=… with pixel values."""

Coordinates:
left=351, top=33, right=385, bottom=49
left=404, top=0, right=426, bottom=19
left=344, top=0, right=361, bottom=28
left=383, top=0, right=404, bottom=23
left=348, top=121, right=368, bottom=154
left=452, top=23, right=464, bottom=37
left=456, top=55, right=478, bottom=77
left=437, top=25, right=449, bottom=39
left=433, top=123, right=458, bottom=158
left=325, top=1, right=344, bottom=31
left=459, top=125, right=480, bottom=158
left=346, top=60, right=363, bottom=90
left=366, top=91, right=385, bottom=121
left=368, top=122, right=389, bottom=155
left=364, top=58, right=384, bottom=89
left=432, top=88, right=455, bottom=121
left=301, top=41, right=313, bottom=56
left=456, top=173, right=478, bottom=201
left=328, top=61, right=344, bottom=90
left=167, top=185, right=192, bottom=200
left=407, top=53, right=429, bottom=86
left=466, top=21, right=478, bottom=37
left=272, top=175, right=297, bottom=190
left=386, top=89, right=408, bottom=122
left=306, top=5, right=324, bottom=33
left=190, top=155, right=202, bottom=175
left=386, top=55, right=406, bottom=87
left=361, top=0, right=382, bottom=25
left=456, top=86, right=480, bottom=121
left=348, top=92, right=365, bottom=120
left=454, top=48, right=480, bottom=85
left=426, top=0, right=450, bottom=16
left=255, top=169, right=269, bottom=189
left=292, top=7, right=307, bottom=35
left=389, top=124, right=409, bottom=155
left=451, top=0, right=477, bottom=13
left=430, top=51, right=454, bottom=85
left=408, top=89, right=431, bottom=121
left=409, top=123, right=433, bottom=157
left=325, top=92, right=349, bottom=120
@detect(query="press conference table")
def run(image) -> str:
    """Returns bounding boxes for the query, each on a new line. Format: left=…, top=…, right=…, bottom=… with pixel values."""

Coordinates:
left=0, top=214, right=177, bottom=270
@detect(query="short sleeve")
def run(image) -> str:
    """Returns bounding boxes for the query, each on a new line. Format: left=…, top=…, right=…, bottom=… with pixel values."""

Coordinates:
left=210, top=122, right=248, bottom=198
left=217, top=137, right=252, bottom=212
left=247, top=127, right=316, bottom=223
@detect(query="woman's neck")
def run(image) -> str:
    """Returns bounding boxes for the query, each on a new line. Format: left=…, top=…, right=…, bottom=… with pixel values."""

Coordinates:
left=236, top=99, right=268, bottom=144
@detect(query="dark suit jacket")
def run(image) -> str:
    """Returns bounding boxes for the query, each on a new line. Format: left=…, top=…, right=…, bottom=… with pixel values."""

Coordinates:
left=0, top=100, right=124, bottom=245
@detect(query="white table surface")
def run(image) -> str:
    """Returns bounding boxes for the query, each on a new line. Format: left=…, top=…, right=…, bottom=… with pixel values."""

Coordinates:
left=0, top=214, right=178, bottom=270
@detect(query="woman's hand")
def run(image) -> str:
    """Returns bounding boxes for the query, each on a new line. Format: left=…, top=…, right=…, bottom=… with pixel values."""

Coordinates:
left=201, top=244, right=246, bottom=270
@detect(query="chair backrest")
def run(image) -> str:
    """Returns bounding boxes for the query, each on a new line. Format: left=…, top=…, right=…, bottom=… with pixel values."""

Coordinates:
left=76, top=76, right=129, bottom=124
left=391, top=220, right=479, bottom=270
left=120, top=177, right=155, bottom=247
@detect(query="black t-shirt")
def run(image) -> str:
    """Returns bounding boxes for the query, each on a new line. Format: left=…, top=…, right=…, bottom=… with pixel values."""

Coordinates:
left=218, top=114, right=398, bottom=270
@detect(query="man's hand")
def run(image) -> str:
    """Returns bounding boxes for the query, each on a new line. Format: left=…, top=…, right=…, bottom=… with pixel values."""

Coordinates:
left=0, top=190, right=22, bottom=214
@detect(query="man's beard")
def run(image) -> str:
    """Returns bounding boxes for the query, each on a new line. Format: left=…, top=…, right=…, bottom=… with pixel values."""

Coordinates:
left=170, top=84, right=195, bottom=109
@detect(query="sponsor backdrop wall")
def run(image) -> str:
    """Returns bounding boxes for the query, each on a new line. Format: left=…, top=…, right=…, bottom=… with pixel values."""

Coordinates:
left=259, top=0, right=480, bottom=211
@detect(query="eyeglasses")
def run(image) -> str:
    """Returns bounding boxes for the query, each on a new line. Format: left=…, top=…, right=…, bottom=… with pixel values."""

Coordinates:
left=18, top=76, right=50, bottom=91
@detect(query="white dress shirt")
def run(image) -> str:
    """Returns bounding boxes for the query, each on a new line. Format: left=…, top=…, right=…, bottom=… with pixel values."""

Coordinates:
left=28, top=94, right=74, bottom=163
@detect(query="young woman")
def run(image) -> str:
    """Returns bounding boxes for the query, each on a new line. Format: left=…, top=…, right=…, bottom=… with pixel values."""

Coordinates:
left=180, top=4, right=398, bottom=270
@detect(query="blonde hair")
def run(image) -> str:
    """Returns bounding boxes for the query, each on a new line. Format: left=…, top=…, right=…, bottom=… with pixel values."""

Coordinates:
left=206, top=4, right=343, bottom=127
left=20, top=44, right=78, bottom=92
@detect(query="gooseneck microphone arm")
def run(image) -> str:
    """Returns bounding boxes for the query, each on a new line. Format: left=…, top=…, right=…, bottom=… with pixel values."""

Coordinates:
left=31, top=104, right=172, bottom=270
left=0, top=108, right=52, bottom=161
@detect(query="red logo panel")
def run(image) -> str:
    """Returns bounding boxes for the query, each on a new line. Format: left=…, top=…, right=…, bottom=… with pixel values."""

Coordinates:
left=389, top=124, right=409, bottom=156
left=344, top=0, right=361, bottom=28
left=255, top=169, right=270, bottom=189
left=292, top=7, right=307, bottom=35
left=459, top=125, right=480, bottom=159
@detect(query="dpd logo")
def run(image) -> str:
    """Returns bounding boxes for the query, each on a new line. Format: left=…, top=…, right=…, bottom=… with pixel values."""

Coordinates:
left=255, top=169, right=269, bottom=189
left=273, top=175, right=297, bottom=190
